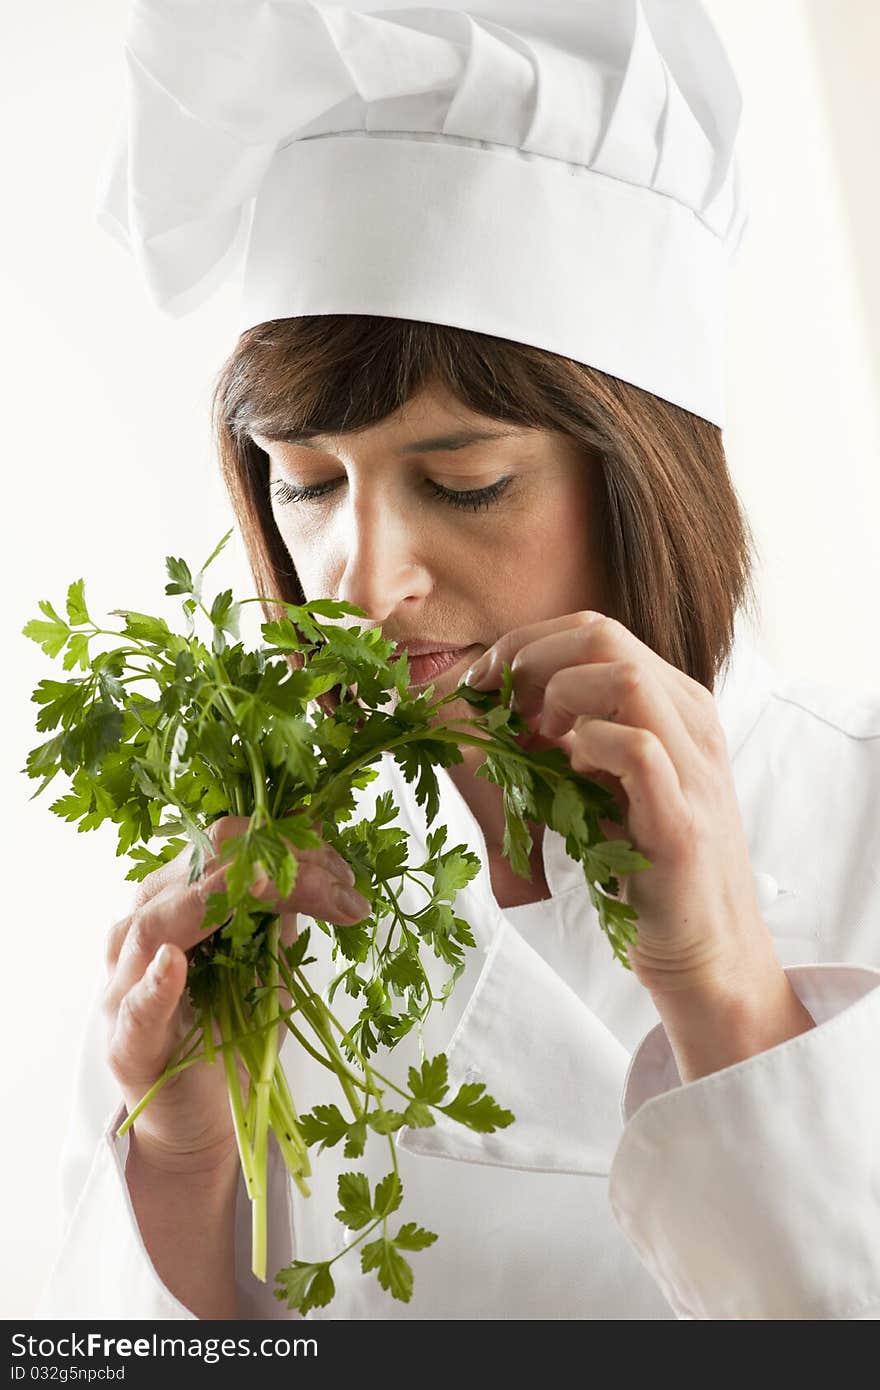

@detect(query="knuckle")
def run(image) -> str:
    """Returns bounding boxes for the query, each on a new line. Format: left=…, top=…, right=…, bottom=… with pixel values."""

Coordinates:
left=187, top=863, right=225, bottom=905
left=205, top=818, right=231, bottom=866
left=686, top=692, right=725, bottom=758
left=127, top=910, right=156, bottom=963
left=127, top=819, right=241, bottom=910
left=207, top=817, right=230, bottom=851
left=628, top=728, right=660, bottom=768
left=205, top=815, right=247, bottom=866
left=106, top=1035, right=129, bottom=1084
left=130, top=876, right=157, bottom=912
left=118, top=981, right=154, bottom=1036
left=614, top=660, right=642, bottom=693
left=573, top=611, right=611, bottom=657
left=698, top=716, right=726, bottom=759
left=574, top=609, right=602, bottom=629
left=575, top=610, right=614, bottom=639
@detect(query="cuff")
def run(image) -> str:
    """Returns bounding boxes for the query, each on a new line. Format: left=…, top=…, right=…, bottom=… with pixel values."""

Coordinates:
left=36, top=1100, right=296, bottom=1321
left=609, top=963, right=880, bottom=1319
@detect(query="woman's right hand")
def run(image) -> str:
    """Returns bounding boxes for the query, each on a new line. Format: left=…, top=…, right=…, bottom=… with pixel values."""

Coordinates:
left=102, top=816, right=369, bottom=1176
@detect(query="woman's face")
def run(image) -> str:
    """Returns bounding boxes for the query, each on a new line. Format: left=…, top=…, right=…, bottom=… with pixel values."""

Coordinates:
left=253, top=381, right=606, bottom=720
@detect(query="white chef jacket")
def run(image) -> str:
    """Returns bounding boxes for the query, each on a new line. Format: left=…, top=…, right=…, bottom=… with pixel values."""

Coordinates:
left=37, top=619, right=880, bottom=1320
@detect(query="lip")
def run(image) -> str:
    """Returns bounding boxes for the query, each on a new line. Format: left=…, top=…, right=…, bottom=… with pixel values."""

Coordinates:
left=403, top=645, right=477, bottom=687
left=391, top=639, right=474, bottom=659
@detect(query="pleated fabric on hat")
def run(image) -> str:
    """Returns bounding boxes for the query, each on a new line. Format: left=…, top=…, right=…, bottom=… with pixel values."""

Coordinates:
left=97, top=1, right=748, bottom=426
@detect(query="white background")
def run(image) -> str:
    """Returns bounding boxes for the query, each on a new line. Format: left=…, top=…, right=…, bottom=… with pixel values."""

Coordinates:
left=1, top=0, right=878, bottom=1317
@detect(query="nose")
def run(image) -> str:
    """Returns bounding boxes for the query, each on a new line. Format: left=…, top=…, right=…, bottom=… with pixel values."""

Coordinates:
left=333, top=479, right=433, bottom=622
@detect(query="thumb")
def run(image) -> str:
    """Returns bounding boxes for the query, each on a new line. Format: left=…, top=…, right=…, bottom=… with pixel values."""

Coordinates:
left=116, top=943, right=188, bottom=1085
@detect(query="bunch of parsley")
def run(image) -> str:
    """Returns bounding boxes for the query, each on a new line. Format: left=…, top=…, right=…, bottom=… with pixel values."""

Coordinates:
left=22, top=530, right=650, bottom=1315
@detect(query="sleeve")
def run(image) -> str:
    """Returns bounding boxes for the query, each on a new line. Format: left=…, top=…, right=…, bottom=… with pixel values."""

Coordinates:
left=395, top=920, right=880, bottom=1319
left=607, top=962, right=880, bottom=1320
left=35, top=969, right=296, bottom=1320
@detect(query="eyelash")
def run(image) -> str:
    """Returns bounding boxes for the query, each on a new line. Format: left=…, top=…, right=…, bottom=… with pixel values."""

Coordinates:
left=270, top=475, right=514, bottom=513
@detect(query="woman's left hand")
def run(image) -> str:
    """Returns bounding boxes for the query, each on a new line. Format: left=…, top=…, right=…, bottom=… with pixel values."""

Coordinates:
left=462, top=611, right=779, bottom=998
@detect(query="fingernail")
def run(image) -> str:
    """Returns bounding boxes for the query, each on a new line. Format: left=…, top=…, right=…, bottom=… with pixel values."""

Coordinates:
left=463, top=653, right=493, bottom=687
left=332, top=884, right=371, bottom=919
left=538, top=710, right=558, bottom=737
left=152, top=943, right=173, bottom=979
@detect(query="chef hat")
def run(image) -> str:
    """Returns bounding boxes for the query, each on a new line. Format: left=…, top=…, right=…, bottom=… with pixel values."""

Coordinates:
left=97, top=0, right=748, bottom=427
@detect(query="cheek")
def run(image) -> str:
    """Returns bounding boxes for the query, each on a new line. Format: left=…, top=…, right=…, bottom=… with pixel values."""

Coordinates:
left=505, top=483, right=604, bottom=613
left=273, top=506, right=318, bottom=540
left=272, top=510, right=330, bottom=582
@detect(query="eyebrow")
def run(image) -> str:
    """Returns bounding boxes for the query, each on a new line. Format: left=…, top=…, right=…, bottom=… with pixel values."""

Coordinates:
left=266, top=427, right=524, bottom=454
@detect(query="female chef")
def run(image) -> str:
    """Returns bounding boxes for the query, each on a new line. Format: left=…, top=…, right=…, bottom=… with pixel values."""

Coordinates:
left=38, top=1, right=880, bottom=1320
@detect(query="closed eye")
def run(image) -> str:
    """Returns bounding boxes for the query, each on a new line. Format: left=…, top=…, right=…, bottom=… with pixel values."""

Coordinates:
left=270, top=475, right=515, bottom=513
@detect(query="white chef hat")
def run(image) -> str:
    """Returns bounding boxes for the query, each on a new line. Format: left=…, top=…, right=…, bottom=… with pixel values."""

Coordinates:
left=97, top=0, right=748, bottom=427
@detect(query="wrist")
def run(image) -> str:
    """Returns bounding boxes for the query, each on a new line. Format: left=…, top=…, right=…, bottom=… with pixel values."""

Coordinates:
left=126, top=1126, right=241, bottom=1189
left=124, top=1127, right=241, bottom=1320
left=646, top=960, right=817, bottom=1085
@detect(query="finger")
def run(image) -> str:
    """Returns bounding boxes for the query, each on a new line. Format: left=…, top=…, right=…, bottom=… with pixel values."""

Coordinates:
left=129, top=815, right=354, bottom=911
left=465, top=612, right=595, bottom=688
left=129, top=817, right=252, bottom=912
left=469, top=611, right=701, bottom=707
left=105, top=850, right=237, bottom=977
left=538, top=660, right=696, bottom=780
left=107, top=857, right=367, bottom=1016
left=108, top=942, right=188, bottom=1092
left=106, top=824, right=357, bottom=972
left=511, top=719, right=632, bottom=843
left=566, top=720, right=693, bottom=856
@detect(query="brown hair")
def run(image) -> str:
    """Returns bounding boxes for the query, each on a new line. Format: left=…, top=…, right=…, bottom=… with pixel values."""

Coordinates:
left=211, top=314, right=758, bottom=696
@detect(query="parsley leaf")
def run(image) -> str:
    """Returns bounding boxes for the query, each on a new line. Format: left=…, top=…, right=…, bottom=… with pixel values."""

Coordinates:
left=274, top=1261, right=335, bottom=1315
left=23, top=532, right=653, bottom=1314
left=335, top=1172, right=374, bottom=1231
left=408, top=1054, right=449, bottom=1106
left=439, top=1082, right=516, bottom=1134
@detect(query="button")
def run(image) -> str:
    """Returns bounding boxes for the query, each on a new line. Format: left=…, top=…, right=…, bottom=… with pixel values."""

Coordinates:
left=753, top=870, right=779, bottom=910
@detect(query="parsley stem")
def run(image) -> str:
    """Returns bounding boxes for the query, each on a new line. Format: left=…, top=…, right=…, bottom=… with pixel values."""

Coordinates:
left=216, top=986, right=258, bottom=1206
left=326, top=1213, right=388, bottom=1268
left=275, top=965, right=366, bottom=1119
left=291, top=966, right=412, bottom=1105
left=202, top=1005, right=216, bottom=1065
left=33, top=576, right=594, bottom=1312
left=250, top=915, right=281, bottom=1281
left=279, top=1004, right=366, bottom=1087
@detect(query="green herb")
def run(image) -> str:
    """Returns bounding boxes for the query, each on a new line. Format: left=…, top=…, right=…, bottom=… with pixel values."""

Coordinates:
left=22, top=530, right=651, bottom=1314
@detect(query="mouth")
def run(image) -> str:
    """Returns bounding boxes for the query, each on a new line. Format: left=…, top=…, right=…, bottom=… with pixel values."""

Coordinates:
left=403, top=645, right=478, bottom=687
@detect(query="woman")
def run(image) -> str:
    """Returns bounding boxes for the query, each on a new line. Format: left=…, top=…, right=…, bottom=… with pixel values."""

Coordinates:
left=39, top=1, right=880, bottom=1319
